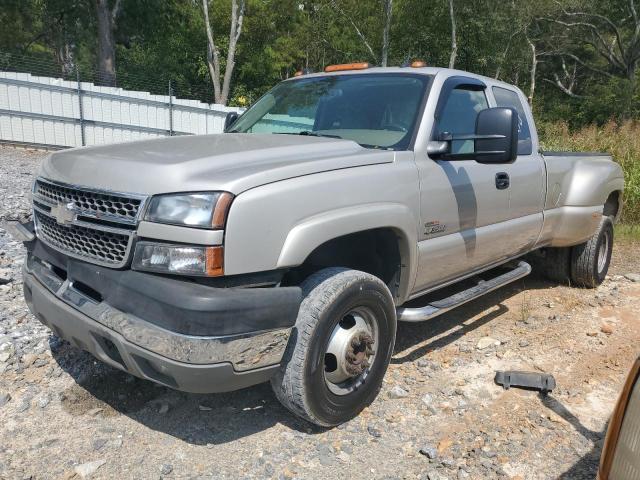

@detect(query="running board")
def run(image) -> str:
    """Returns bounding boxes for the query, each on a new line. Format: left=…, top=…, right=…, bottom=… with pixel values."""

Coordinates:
left=396, top=261, right=531, bottom=322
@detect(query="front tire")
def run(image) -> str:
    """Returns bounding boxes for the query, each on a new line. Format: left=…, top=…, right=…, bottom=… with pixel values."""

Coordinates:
left=570, top=216, right=614, bottom=288
left=271, top=268, right=397, bottom=427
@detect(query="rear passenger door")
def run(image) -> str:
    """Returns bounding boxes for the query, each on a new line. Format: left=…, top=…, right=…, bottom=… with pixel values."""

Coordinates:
left=489, top=86, right=545, bottom=254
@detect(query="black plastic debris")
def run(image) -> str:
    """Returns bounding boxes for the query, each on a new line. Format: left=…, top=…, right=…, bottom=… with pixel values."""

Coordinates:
left=494, top=370, right=556, bottom=394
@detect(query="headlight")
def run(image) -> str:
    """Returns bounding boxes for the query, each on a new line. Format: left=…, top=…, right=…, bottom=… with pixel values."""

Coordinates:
left=145, top=192, right=233, bottom=229
left=132, top=242, right=224, bottom=276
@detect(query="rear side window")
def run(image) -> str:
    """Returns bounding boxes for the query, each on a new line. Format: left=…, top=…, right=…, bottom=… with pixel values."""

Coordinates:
left=436, top=87, right=488, bottom=154
left=492, top=87, right=532, bottom=155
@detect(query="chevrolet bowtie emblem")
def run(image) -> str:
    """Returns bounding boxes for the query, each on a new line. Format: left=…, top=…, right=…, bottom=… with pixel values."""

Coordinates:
left=50, top=202, right=77, bottom=225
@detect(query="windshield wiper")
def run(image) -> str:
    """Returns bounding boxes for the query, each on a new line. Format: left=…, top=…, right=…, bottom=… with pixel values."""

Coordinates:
left=275, top=131, right=343, bottom=139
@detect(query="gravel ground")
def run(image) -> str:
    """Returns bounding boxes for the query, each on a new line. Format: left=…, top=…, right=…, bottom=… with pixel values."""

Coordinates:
left=1, top=146, right=640, bottom=480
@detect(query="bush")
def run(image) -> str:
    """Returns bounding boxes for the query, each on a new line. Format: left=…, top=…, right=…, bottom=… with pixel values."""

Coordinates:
left=538, top=120, right=640, bottom=224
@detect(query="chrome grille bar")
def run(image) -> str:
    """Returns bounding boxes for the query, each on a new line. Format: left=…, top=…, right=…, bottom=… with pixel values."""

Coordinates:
left=33, top=178, right=147, bottom=226
left=32, top=177, right=146, bottom=268
left=34, top=210, right=133, bottom=267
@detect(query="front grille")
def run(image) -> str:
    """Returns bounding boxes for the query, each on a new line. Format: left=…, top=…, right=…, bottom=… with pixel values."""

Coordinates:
left=34, top=210, right=131, bottom=266
left=34, top=179, right=143, bottom=223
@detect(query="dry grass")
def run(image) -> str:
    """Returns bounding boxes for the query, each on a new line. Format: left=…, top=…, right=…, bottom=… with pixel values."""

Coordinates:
left=538, top=120, right=640, bottom=224
left=616, top=224, right=640, bottom=242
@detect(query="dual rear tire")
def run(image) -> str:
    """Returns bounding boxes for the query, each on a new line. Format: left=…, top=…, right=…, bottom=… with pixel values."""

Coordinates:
left=538, top=216, right=614, bottom=288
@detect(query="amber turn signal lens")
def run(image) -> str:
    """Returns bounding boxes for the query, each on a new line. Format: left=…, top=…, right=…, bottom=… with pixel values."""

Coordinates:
left=205, top=246, right=224, bottom=277
left=212, top=192, right=234, bottom=229
left=324, top=62, right=370, bottom=73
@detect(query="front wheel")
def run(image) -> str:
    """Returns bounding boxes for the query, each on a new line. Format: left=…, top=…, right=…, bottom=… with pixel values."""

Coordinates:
left=570, top=216, right=614, bottom=288
left=271, top=268, right=397, bottom=427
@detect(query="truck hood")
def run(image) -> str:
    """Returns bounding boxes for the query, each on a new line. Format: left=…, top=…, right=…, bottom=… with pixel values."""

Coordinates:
left=39, top=134, right=394, bottom=195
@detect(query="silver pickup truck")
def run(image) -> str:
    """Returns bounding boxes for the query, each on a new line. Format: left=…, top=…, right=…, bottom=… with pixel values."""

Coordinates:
left=6, top=64, right=624, bottom=427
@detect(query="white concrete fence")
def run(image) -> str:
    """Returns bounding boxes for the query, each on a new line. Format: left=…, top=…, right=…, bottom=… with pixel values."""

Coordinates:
left=0, top=71, right=243, bottom=148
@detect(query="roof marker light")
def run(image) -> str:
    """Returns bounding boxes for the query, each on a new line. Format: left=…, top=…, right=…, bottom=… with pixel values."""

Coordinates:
left=324, top=62, right=370, bottom=72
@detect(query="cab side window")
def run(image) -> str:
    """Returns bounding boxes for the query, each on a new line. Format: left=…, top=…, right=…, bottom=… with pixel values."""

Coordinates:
left=436, top=87, right=488, bottom=154
left=492, top=86, right=533, bottom=155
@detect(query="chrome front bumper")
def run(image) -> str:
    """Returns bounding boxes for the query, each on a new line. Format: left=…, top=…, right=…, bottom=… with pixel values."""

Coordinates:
left=23, top=255, right=294, bottom=392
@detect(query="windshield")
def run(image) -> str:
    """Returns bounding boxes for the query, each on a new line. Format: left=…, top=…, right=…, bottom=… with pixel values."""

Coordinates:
left=230, top=74, right=430, bottom=150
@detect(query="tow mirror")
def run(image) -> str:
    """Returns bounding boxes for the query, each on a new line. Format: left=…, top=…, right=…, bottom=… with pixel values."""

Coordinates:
left=474, top=107, right=518, bottom=163
left=427, top=107, right=518, bottom=163
left=224, top=111, right=239, bottom=132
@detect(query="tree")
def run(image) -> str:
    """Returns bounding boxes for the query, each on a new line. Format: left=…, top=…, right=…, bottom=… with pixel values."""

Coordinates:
left=201, top=0, right=246, bottom=105
left=381, top=0, right=393, bottom=67
left=330, top=0, right=378, bottom=63
left=540, top=0, right=640, bottom=116
left=448, top=0, right=457, bottom=68
left=95, top=0, right=122, bottom=86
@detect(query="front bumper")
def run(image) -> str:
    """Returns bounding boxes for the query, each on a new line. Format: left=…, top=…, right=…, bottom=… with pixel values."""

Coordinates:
left=22, top=240, right=302, bottom=393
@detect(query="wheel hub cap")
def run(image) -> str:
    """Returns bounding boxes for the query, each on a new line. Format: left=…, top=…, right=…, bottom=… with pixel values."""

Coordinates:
left=324, top=310, right=378, bottom=395
left=345, top=332, right=375, bottom=376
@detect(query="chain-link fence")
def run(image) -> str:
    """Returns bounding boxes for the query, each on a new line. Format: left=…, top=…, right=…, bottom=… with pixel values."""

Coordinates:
left=0, top=53, right=242, bottom=149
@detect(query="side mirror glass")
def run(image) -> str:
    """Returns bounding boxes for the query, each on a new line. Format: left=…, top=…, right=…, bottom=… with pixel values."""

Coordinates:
left=224, top=111, right=239, bottom=132
left=474, top=107, right=518, bottom=164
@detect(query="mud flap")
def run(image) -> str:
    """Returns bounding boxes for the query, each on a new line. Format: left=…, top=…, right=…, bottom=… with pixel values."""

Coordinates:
left=494, top=370, right=556, bottom=394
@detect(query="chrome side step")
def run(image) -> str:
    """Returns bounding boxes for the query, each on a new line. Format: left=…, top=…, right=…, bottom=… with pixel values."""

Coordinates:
left=396, top=261, right=532, bottom=322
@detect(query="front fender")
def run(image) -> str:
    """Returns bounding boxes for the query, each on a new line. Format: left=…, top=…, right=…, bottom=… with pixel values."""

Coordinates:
left=277, top=203, right=416, bottom=267
left=276, top=203, right=418, bottom=300
left=223, top=157, right=421, bottom=301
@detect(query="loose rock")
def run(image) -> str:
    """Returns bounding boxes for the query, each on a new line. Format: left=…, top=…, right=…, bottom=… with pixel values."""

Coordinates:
left=419, top=445, right=438, bottom=459
left=37, top=394, right=50, bottom=409
left=601, top=323, right=614, bottom=335
left=74, top=459, right=106, bottom=479
left=476, top=337, right=500, bottom=350
left=0, top=342, right=15, bottom=362
left=624, top=273, right=640, bottom=282
left=0, top=269, right=12, bottom=285
left=388, top=385, right=409, bottom=399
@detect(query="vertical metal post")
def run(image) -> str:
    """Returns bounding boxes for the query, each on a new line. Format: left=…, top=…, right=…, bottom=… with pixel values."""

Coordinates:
left=76, top=68, right=86, bottom=146
left=168, top=80, right=174, bottom=136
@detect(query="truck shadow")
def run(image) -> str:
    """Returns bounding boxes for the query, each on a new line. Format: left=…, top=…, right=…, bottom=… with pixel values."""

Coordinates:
left=50, top=339, right=325, bottom=445
left=49, top=270, right=564, bottom=445
left=540, top=394, right=606, bottom=478
left=392, top=271, right=557, bottom=362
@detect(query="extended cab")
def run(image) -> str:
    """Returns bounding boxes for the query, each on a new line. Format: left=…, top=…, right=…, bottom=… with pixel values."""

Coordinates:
left=7, top=64, right=624, bottom=426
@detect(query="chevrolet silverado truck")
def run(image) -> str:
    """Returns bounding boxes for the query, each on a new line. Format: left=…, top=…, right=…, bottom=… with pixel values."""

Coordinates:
left=4, top=63, right=624, bottom=427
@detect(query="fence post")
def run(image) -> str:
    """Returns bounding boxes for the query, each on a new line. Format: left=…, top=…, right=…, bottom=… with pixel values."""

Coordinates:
left=168, top=80, right=173, bottom=136
left=76, top=68, right=86, bottom=146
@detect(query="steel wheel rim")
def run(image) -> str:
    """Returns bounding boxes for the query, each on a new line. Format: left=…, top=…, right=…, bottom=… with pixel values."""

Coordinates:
left=323, top=307, right=379, bottom=396
left=597, top=229, right=610, bottom=274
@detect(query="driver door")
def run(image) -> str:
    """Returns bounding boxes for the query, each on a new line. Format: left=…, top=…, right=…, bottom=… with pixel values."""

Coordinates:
left=412, top=80, right=512, bottom=294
